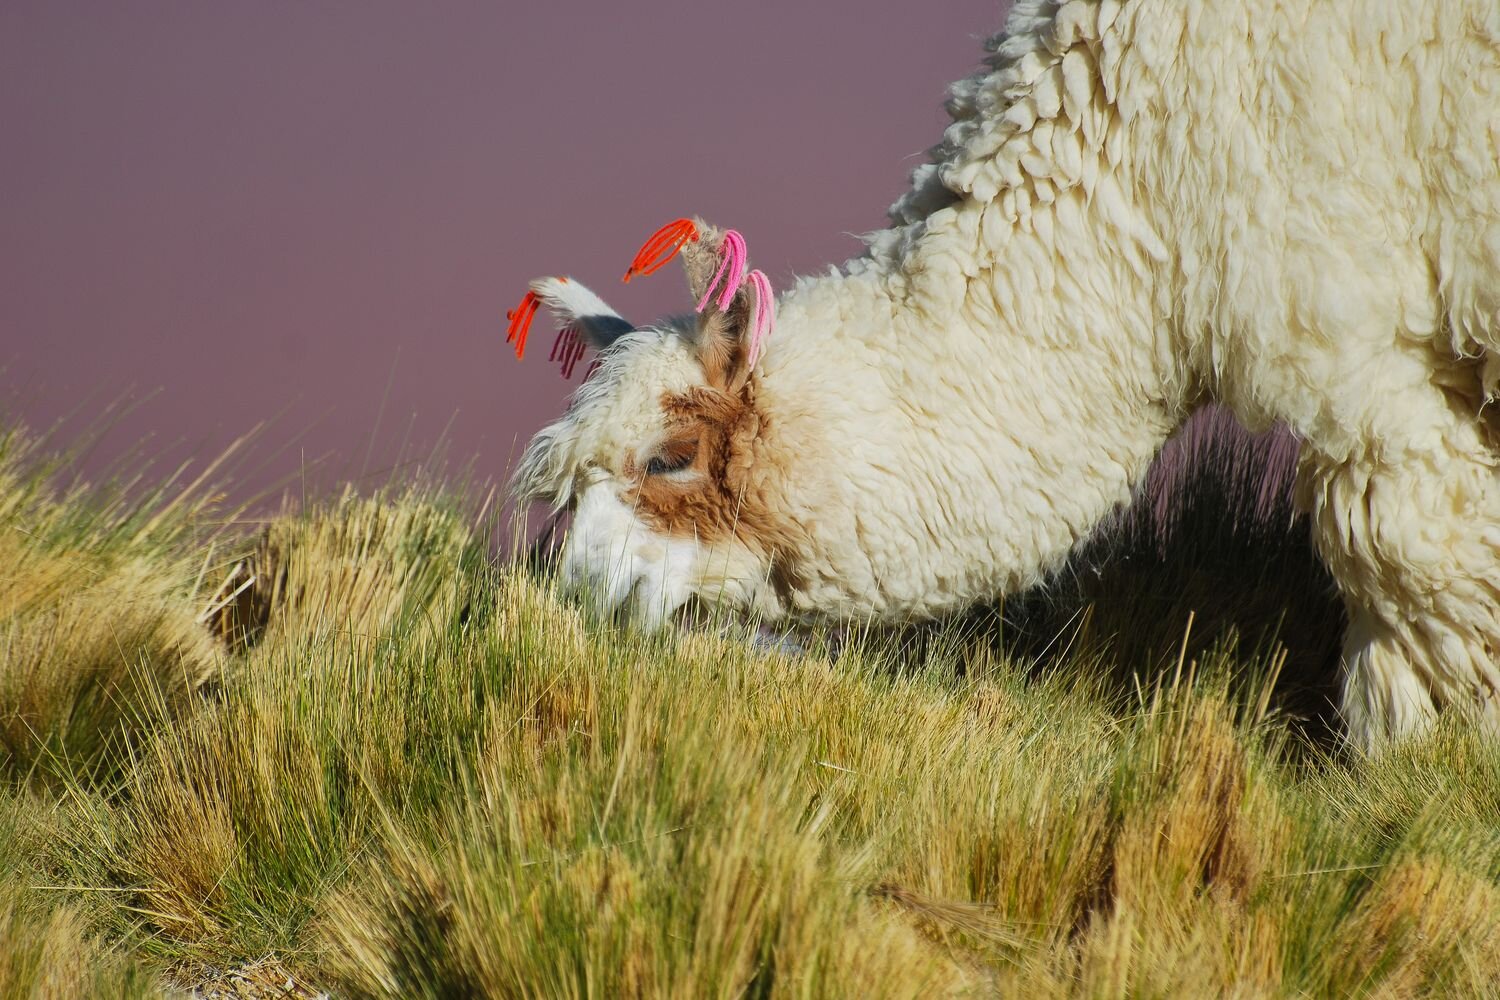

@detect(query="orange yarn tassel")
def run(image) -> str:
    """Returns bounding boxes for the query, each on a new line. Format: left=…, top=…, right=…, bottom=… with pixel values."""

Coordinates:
left=504, top=289, right=542, bottom=360
left=622, top=218, right=699, bottom=282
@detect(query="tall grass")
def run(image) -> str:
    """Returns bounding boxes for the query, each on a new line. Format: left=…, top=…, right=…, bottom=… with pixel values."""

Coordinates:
left=0, top=426, right=226, bottom=787
left=1003, top=407, right=1344, bottom=736
left=4, top=416, right=1500, bottom=998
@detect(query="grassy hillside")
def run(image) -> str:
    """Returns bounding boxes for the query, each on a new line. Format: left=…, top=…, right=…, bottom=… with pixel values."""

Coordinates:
left=3, top=421, right=1500, bottom=998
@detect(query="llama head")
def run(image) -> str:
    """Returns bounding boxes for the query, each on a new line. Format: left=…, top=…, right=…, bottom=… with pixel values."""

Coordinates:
left=510, top=219, right=780, bottom=626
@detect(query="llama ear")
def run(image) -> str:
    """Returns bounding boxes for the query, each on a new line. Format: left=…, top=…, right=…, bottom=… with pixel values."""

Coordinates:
left=619, top=217, right=776, bottom=390
left=676, top=223, right=775, bottom=391
left=526, top=276, right=634, bottom=352
left=675, top=220, right=744, bottom=312
left=505, top=276, right=635, bottom=378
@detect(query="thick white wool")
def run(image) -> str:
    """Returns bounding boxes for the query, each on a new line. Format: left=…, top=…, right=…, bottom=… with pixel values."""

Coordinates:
left=523, top=0, right=1500, bottom=751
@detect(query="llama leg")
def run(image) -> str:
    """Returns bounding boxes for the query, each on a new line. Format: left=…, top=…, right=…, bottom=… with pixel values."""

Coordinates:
left=1337, top=608, right=1439, bottom=749
left=1301, top=428, right=1500, bottom=752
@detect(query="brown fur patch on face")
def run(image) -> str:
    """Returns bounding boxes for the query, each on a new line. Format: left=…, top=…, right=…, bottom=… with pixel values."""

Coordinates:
left=692, top=303, right=755, bottom=393
left=615, top=219, right=815, bottom=598
left=623, top=379, right=819, bottom=612
left=623, top=385, right=763, bottom=545
left=624, top=374, right=822, bottom=617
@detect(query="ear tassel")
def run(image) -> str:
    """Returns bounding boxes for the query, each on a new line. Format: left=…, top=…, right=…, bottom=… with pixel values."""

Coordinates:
left=623, top=218, right=700, bottom=282
left=562, top=334, right=587, bottom=379
left=507, top=221, right=768, bottom=380
left=622, top=218, right=774, bottom=373
left=695, top=229, right=748, bottom=312
left=548, top=326, right=591, bottom=380
left=745, top=269, right=775, bottom=373
left=502, top=285, right=592, bottom=379
left=504, top=289, right=542, bottom=360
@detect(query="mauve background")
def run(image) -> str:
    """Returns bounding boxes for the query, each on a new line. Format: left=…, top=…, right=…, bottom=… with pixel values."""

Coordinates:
left=0, top=1, right=1007, bottom=512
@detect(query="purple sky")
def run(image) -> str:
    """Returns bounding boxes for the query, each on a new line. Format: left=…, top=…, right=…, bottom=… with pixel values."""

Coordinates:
left=1, top=2, right=1006, bottom=508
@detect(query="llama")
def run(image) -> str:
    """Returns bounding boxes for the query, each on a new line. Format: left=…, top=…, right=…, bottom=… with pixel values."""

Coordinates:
left=510, top=0, right=1500, bottom=751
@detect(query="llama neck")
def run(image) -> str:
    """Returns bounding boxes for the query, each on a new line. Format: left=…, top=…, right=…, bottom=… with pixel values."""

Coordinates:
left=752, top=196, right=1186, bottom=620
left=738, top=0, right=1203, bottom=620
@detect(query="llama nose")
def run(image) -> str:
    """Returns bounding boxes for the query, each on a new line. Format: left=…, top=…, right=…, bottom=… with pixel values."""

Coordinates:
left=558, top=483, right=700, bottom=625
left=558, top=527, right=640, bottom=615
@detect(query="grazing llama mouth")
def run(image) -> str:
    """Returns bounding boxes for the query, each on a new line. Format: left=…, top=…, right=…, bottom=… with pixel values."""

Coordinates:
left=558, top=483, right=703, bottom=629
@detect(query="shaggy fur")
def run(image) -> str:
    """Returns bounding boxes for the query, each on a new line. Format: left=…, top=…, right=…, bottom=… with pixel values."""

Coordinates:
left=514, top=0, right=1500, bottom=751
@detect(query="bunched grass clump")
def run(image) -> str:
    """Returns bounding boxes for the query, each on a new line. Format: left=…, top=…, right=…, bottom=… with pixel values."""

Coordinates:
left=0, top=427, right=226, bottom=788
left=4, top=416, right=1500, bottom=997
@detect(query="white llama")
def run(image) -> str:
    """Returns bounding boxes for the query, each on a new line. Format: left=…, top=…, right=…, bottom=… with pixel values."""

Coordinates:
left=511, top=0, right=1500, bottom=751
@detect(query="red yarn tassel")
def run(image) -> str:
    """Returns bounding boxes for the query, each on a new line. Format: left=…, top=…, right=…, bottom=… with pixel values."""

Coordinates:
left=622, top=218, right=699, bottom=282
left=504, top=290, right=542, bottom=360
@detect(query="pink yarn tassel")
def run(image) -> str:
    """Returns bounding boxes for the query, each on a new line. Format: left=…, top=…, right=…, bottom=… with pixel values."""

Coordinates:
left=695, top=230, right=749, bottom=313
left=562, top=338, right=587, bottom=379
left=550, top=326, right=590, bottom=379
left=745, top=269, right=775, bottom=373
left=548, top=326, right=574, bottom=363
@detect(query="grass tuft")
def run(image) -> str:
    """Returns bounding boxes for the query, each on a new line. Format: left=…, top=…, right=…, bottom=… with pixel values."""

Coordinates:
left=3, top=417, right=1500, bottom=997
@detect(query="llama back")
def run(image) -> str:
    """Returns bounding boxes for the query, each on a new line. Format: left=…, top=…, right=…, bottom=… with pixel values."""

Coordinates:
left=881, top=0, right=1500, bottom=415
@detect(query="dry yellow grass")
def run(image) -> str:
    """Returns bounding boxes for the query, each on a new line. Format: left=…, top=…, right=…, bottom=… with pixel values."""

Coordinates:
left=4, top=422, right=1500, bottom=997
left=0, top=430, right=225, bottom=786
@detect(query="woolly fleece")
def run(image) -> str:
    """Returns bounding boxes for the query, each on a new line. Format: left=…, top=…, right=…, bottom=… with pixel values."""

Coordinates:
left=516, top=0, right=1500, bottom=751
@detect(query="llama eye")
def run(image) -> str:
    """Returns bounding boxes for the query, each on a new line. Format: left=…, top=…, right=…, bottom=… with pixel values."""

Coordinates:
left=645, top=444, right=696, bottom=476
